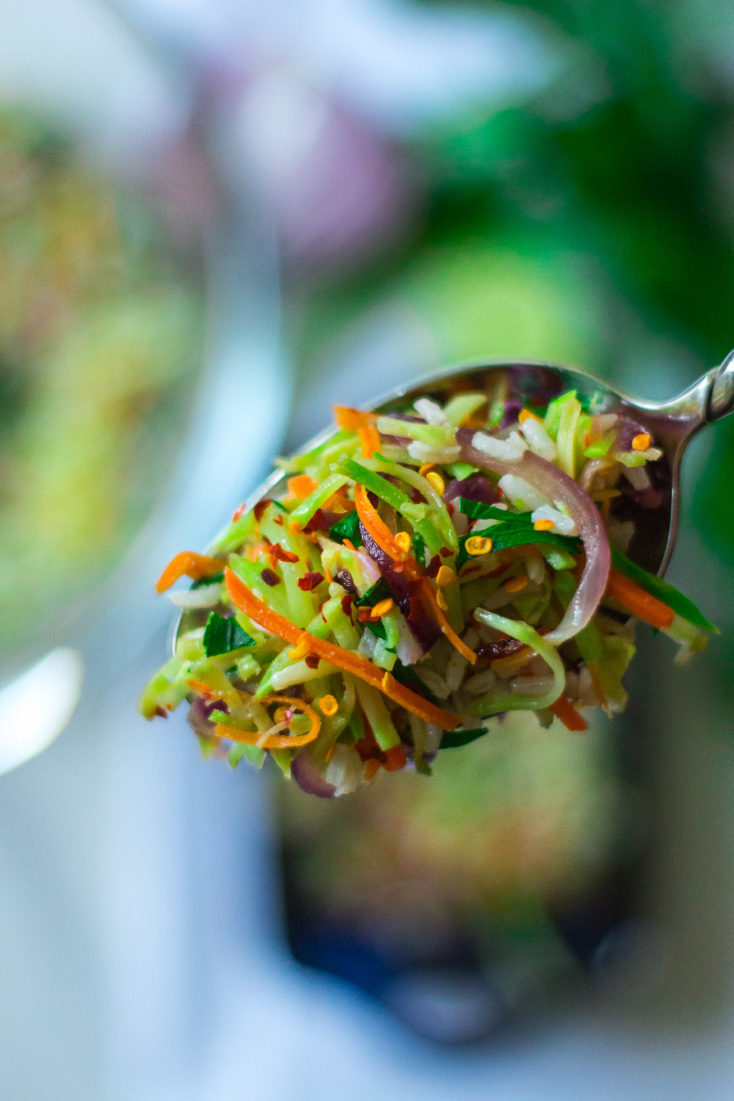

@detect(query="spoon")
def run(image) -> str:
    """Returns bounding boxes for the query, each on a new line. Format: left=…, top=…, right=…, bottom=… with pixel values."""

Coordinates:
left=173, top=348, right=734, bottom=650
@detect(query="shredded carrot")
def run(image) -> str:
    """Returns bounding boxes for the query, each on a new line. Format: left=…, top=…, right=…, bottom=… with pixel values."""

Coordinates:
left=363, top=759, right=381, bottom=781
left=551, top=695, right=588, bottom=732
left=383, top=746, right=407, bottom=771
left=202, top=693, right=321, bottom=749
left=605, top=568, right=674, bottom=629
left=156, top=551, right=223, bottom=593
left=287, top=475, right=318, bottom=500
left=334, top=405, right=377, bottom=431
left=224, top=568, right=461, bottom=729
left=214, top=721, right=316, bottom=750
left=358, top=423, right=381, bottom=458
left=353, top=484, right=477, bottom=664
left=333, top=404, right=381, bottom=457
left=187, top=678, right=223, bottom=699
left=353, top=484, right=408, bottom=563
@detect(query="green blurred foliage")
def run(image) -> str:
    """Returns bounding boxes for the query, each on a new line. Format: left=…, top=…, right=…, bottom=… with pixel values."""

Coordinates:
left=0, top=110, right=204, bottom=655
left=290, top=0, right=734, bottom=600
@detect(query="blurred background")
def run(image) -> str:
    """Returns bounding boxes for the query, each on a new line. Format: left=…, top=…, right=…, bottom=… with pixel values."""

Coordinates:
left=1, top=1, right=734, bottom=1098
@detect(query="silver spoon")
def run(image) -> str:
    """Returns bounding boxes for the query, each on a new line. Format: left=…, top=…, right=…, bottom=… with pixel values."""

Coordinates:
left=173, top=348, right=734, bottom=649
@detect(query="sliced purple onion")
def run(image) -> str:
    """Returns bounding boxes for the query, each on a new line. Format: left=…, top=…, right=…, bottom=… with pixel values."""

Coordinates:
left=444, top=473, right=498, bottom=506
left=621, top=482, right=664, bottom=510
left=187, top=696, right=227, bottom=738
left=291, top=750, right=337, bottom=798
left=615, top=414, right=652, bottom=452
left=499, top=399, right=523, bottom=430
left=456, top=428, right=610, bottom=644
left=359, top=523, right=441, bottom=653
left=332, top=568, right=357, bottom=594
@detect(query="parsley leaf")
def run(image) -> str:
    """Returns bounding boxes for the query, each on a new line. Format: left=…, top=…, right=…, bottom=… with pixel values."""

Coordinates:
left=457, top=506, right=581, bottom=568
left=203, top=612, right=255, bottom=656
left=329, top=509, right=363, bottom=546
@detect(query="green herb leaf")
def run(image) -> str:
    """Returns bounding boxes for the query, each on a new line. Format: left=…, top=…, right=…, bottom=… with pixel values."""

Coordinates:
left=457, top=499, right=508, bottom=521
left=411, top=530, right=426, bottom=565
left=439, top=727, right=488, bottom=749
left=357, top=578, right=392, bottom=607
left=457, top=507, right=581, bottom=567
left=391, top=660, right=441, bottom=706
left=611, top=547, right=718, bottom=633
left=190, top=571, right=224, bottom=589
left=203, top=612, right=255, bottom=656
left=329, top=509, right=363, bottom=546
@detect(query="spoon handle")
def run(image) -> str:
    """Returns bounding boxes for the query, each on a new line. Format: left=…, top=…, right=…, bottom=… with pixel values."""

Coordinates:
left=705, top=349, right=734, bottom=422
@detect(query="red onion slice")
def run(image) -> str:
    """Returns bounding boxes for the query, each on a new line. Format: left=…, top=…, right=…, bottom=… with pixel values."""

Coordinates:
left=291, top=749, right=337, bottom=798
left=456, top=428, right=610, bottom=644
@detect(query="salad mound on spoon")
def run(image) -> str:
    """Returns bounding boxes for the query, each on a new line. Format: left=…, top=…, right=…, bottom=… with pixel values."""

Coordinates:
left=140, top=385, right=716, bottom=797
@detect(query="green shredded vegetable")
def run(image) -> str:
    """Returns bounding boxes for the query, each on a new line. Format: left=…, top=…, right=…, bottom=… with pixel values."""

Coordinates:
left=140, top=382, right=716, bottom=797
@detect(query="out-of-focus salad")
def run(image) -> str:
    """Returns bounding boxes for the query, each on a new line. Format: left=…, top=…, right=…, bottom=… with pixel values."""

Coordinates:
left=141, top=372, right=716, bottom=796
left=0, top=108, right=204, bottom=655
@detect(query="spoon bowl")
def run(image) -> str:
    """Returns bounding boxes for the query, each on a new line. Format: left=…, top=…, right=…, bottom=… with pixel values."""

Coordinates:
left=173, top=349, right=734, bottom=651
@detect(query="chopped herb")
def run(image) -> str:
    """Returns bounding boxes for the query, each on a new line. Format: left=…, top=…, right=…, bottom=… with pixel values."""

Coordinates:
left=329, top=509, right=363, bottom=546
left=357, top=578, right=393, bottom=607
left=439, top=726, right=488, bottom=749
left=190, top=571, right=224, bottom=589
left=391, top=660, right=440, bottom=706
left=203, top=612, right=255, bottom=657
left=411, top=530, right=426, bottom=565
left=458, top=500, right=509, bottom=522
left=456, top=505, right=581, bottom=567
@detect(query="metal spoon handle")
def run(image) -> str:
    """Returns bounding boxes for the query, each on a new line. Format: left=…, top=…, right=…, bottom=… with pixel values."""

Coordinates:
left=652, top=349, right=734, bottom=441
left=705, top=348, right=734, bottom=422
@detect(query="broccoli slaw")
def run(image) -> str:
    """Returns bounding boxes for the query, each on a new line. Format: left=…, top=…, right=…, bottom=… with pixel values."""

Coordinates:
left=140, top=383, right=716, bottom=797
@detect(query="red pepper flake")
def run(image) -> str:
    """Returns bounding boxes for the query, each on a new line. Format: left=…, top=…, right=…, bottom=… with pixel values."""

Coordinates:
left=383, top=746, right=407, bottom=771
left=407, top=595, right=423, bottom=623
left=446, top=501, right=455, bottom=516
left=254, top=499, right=270, bottom=522
left=425, top=555, right=440, bottom=578
left=305, top=654, right=320, bottom=670
left=297, top=571, right=324, bottom=591
left=260, top=568, right=281, bottom=587
left=357, top=607, right=375, bottom=622
left=232, top=503, right=247, bottom=521
left=341, top=594, right=354, bottom=617
left=303, top=508, right=342, bottom=533
left=269, top=542, right=299, bottom=564
left=439, top=547, right=452, bottom=559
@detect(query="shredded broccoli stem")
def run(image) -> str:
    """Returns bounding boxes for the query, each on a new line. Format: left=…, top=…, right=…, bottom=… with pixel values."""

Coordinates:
left=140, top=380, right=716, bottom=795
left=470, top=608, right=566, bottom=715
